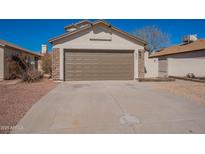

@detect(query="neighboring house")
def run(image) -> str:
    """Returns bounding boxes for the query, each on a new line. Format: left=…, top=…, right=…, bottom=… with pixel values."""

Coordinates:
left=150, top=35, right=205, bottom=77
left=0, top=40, right=41, bottom=80
left=49, top=20, right=147, bottom=81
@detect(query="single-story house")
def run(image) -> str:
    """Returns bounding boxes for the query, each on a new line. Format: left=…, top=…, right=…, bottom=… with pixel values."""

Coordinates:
left=49, top=20, right=147, bottom=81
left=0, top=40, right=41, bottom=80
left=150, top=35, right=205, bottom=77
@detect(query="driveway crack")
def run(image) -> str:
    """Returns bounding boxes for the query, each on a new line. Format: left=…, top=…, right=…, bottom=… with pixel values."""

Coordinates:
left=104, top=84, right=137, bottom=133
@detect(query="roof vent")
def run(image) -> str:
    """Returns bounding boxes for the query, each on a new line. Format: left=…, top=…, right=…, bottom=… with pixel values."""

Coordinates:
left=182, top=34, right=198, bottom=44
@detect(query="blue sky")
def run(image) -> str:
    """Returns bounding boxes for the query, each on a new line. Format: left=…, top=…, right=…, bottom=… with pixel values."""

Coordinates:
left=1, top=19, right=205, bottom=53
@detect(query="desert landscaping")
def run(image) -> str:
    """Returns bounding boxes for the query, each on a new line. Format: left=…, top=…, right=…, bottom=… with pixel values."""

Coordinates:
left=151, top=80, right=205, bottom=105
left=0, top=79, right=58, bottom=133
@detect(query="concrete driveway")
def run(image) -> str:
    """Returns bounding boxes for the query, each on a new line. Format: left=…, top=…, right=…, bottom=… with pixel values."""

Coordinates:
left=12, top=81, right=205, bottom=133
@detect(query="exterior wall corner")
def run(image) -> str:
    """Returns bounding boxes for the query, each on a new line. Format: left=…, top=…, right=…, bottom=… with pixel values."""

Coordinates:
left=0, top=47, right=4, bottom=80
left=138, top=49, right=145, bottom=78
left=52, top=48, right=60, bottom=80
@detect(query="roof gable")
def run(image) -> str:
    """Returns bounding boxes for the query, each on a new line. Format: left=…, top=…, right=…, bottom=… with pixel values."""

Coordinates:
left=49, top=20, right=147, bottom=46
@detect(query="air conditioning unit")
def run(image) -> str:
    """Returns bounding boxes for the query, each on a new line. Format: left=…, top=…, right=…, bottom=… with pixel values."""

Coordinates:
left=183, top=34, right=197, bottom=43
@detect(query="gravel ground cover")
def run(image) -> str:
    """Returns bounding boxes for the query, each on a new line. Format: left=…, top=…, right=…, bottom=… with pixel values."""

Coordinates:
left=151, top=79, right=205, bottom=105
left=0, top=79, right=58, bottom=133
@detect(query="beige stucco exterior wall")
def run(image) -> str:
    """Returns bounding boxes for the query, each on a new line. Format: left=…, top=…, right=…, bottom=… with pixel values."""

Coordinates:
left=0, top=47, right=4, bottom=80
left=144, top=51, right=158, bottom=78
left=168, top=57, right=205, bottom=77
left=156, top=50, right=205, bottom=77
left=52, top=26, right=145, bottom=80
left=168, top=51, right=205, bottom=76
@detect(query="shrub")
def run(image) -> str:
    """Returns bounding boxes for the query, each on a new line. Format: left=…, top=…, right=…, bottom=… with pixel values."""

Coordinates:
left=11, top=54, right=43, bottom=82
left=21, top=70, right=43, bottom=82
left=186, top=73, right=195, bottom=78
left=41, top=53, right=52, bottom=75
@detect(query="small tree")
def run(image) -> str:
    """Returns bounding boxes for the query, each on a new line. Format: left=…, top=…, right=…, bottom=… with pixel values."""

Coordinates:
left=132, top=26, right=170, bottom=53
left=41, top=53, right=52, bottom=75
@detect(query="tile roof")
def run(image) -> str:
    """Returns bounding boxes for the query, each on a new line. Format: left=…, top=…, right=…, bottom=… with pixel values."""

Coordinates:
left=0, top=40, right=41, bottom=57
left=150, top=38, right=205, bottom=58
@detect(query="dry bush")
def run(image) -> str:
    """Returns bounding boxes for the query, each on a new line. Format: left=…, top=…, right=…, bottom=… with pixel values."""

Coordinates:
left=21, top=70, right=43, bottom=82
left=11, top=54, right=43, bottom=82
left=186, top=73, right=195, bottom=78
left=41, top=53, right=52, bottom=75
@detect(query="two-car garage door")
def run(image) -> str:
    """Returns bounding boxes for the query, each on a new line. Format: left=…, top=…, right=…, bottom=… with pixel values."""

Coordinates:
left=64, top=50, right=134, bottom=81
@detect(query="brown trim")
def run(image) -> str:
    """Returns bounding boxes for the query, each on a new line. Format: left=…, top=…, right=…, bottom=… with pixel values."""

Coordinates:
left=5, top=45, right=41, bottom=57
left=110, top=25, right=147, bottom=45
left=49, top=20, right=147, bottom=45
left=64, top=20, right=92, bottom=30
left=0, top=40, right=41, bottom=57
left=63, top=48, right=134, bottom=53
left=149, top=48, right=205, bottom=58
left=49, top=25, right=91, bottom=43
left=64, top=24, right=78, bottom=30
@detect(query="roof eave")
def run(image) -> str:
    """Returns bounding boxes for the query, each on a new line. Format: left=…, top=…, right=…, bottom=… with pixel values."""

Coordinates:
left=111, top=26, right=147, bottom=45
left=64, top=20, right=92, bottom=30
left=6, top=44, right=41, bottom=57
left=49, top=25, right=92, bottom=43
left=149, top=48, right=205, bottom=58
left=49, top=20, right=147, bottom=45
left=75, top=20, right=92, bottom=26
left=94, top=20, right=147, bottom=45
left=0, top=40, right=41, bottom=57
left=64, top=24, right=78, bottom=30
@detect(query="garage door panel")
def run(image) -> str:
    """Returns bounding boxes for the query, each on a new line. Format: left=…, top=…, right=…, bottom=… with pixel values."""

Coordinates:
left=66, top=73, right=133, bottom=80
left=65, top=73, right=134, bottom=78
left=65, top=71, right=133, bottom=75
left=64, top=50, right=134, bottom=81
left=66, top=64, right=133, bottom=70
left=66, top=66, right=134, bottom=72
left=65, top=58, right=132, bottom=63
left=66, top=73, right=133, bottom=78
